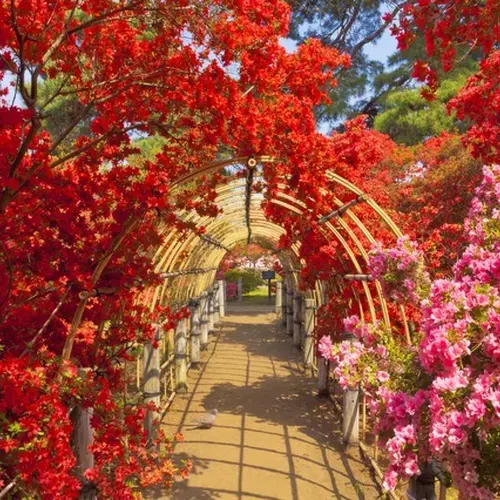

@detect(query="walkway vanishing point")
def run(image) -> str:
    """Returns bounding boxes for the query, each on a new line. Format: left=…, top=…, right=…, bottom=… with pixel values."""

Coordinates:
left=159, top=301, right=379, bottom=500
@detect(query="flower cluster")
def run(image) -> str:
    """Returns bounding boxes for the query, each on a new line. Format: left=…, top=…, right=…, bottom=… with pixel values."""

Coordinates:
left=320, top=315, right=414, bottom=392
left=319, top=166, right=500, bottom=498
left=418, top=165, right=500, bottom=498
left=320, top=314, right=424, bottom=486
left=369, top=236, right=430, bottom=304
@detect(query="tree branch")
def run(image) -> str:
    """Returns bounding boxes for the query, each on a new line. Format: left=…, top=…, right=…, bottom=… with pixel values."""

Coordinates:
left=60, top=216, right=140, bottom=367
left=48, top=102, right=95, bottom=153
left=0, top=479, right=17, bottom=499
left=0, top=242, right=13, bottom=309
left=332, top=0, right=363, bottom=47
left=21, top=286, right=72, bottom=357
left=350, top=3, right=405, bottom=60
left=39, top=74, right=72, bottom=110
left=39, top=2, right=140, bottom=70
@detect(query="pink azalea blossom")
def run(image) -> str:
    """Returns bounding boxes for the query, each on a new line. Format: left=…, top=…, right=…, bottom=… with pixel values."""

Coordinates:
left=343, top=315, right=360, bottom=333
left=403, top=455, right=420, bottom=476
left=330, top=166, right=500, bottom=497
left=318, top=335, right=333, bottom=361
left=376, top=370, right=390, bottom=383
left=383, top=469, right=398, bottom=491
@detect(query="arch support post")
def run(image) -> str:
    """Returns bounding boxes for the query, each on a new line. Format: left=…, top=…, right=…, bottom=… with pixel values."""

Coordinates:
left=200, top=291, right=209, bottom=351
left=281, top=282, right=287, bottom=326
left=275, top=281, right=282, bottom=320
left=237, top=277, right=243, bottom=301
left=293, top=292, right=302, bottom=348
left=144, top=327, right=161, bottom=447
left=286, top=287, right=294, bottom=336
left=342, top=333, right=360, bottom=447
left=174, top=318, right=188, bottom=393
left=317, top=358, right=330, bottom=397
left=213, top=282, right=220, bottom=325
left=207, top=287, right=215, bottom=333
left=189, top=298, right=201, bottom=368
left=218, top=279, right=226, bottom=318
left=303, top=298, right=315, bottom=368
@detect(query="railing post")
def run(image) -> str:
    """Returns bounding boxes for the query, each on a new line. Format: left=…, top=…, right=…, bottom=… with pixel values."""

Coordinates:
left=303, top=298, right=315, bottom=367
left=237, top=277, right=243, bottom=301
left=218, top=279, right=226, bottom=318
left=281, top=282, right=287, bottom=326
left=189, top=297, right=201, bottom=368
left=200, top=291, right=209, bottom=351
left=439, top=482, right=448, bottom=500
left=275, top=281, right=282, bottom=320
left=213, top=282, right=220, bottom=325
left=71, top=368, right=97, bottom=499
left=207, top=287, right=215, bottom=333
left=174, top=318, right=188, bottom=393
left=317, top=358, right=330, bottom=397
left=408, top=461, right=450, bottom=500
left=342, top=332, right=360, bottom=447
left=144, top=327, right=161, bottom=447
left=185, top=316, right=191, bottom=366
left=286, top=287, right=294, bottom=336
left=293, top=292, right=302, bottom=348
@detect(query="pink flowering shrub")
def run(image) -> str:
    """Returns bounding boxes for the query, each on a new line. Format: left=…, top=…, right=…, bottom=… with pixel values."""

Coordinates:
left=225, top=282, right=238, bottom=299
left=319, top=165, right=500, bottom=498
left=419, top=165, right=500, bottom=499
left=324, top=316, right=415, bottom=392
left=369, top=236, right=430, bottom=304
left=322, top=315, right=426, bottom=489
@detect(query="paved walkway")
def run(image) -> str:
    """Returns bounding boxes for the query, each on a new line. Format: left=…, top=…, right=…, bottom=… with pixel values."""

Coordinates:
left=162, top=303, right=379, bottom=499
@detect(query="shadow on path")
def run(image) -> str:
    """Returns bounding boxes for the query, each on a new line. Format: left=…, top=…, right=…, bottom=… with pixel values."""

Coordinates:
left=154, top=305, right=379, bottom=500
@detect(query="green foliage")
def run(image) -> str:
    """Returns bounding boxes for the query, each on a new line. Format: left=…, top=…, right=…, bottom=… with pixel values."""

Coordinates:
left=37, top=74, right=93, bottom=148
left=287, top=2, right=481, bottom=128
left=224, top=268, right=264, bottom=293
left=374, top=68, right=475, bottom=144
left=127, top=135, right=168, bottom=168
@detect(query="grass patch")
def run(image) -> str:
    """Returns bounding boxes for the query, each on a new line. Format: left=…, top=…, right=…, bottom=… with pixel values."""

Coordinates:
left=243, top=286, right=274, bottom=304
left=245, top=285, right=271, bottom=298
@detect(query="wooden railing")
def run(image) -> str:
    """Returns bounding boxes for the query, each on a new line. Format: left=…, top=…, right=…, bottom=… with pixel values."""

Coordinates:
left=71, top=279, right=227, bottom=485
left=141, top=279, right=226, bottom=440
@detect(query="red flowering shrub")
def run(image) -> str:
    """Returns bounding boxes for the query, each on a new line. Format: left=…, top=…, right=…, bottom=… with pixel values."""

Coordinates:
left=0, top=1, right=350, bottom=496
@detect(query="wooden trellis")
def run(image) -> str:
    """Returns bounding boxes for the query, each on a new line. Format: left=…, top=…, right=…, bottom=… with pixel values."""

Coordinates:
left=109, top=156, right=448, bottom=498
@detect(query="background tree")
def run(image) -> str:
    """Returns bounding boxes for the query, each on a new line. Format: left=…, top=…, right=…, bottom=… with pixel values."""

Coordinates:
left=286, top=1, right=482, bottom=129
left=287, top=0, right=401, bottom=125
left=374, top=66, right=475, bottom=145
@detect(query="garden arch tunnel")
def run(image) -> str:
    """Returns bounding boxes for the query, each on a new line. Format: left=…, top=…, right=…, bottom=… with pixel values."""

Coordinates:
left=142, top=155, right=408, bottom=336
left=136, top=155, right=411, bottom=454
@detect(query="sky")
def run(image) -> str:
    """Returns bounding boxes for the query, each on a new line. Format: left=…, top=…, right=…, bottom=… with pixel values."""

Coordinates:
left=364, top=29, right=398, bottom=65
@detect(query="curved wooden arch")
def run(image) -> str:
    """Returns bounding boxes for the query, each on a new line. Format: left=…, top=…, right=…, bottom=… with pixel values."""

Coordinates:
left=142, top=156, right=406, bottom=335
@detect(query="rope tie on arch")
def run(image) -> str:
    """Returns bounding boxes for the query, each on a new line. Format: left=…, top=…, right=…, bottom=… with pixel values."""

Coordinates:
left=245, top=157, right=257, bottom=245
left=318, top=194, right=367, bottom=225
left=287, top=267, right=374, bottom=282
left=199, top=233, right=231, bottom=252
left=159, top=267, right=219, bottom=279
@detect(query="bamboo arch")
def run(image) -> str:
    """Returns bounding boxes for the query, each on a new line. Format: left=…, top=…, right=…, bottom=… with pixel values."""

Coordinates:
left=141, top=156, right=407, bottom=336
